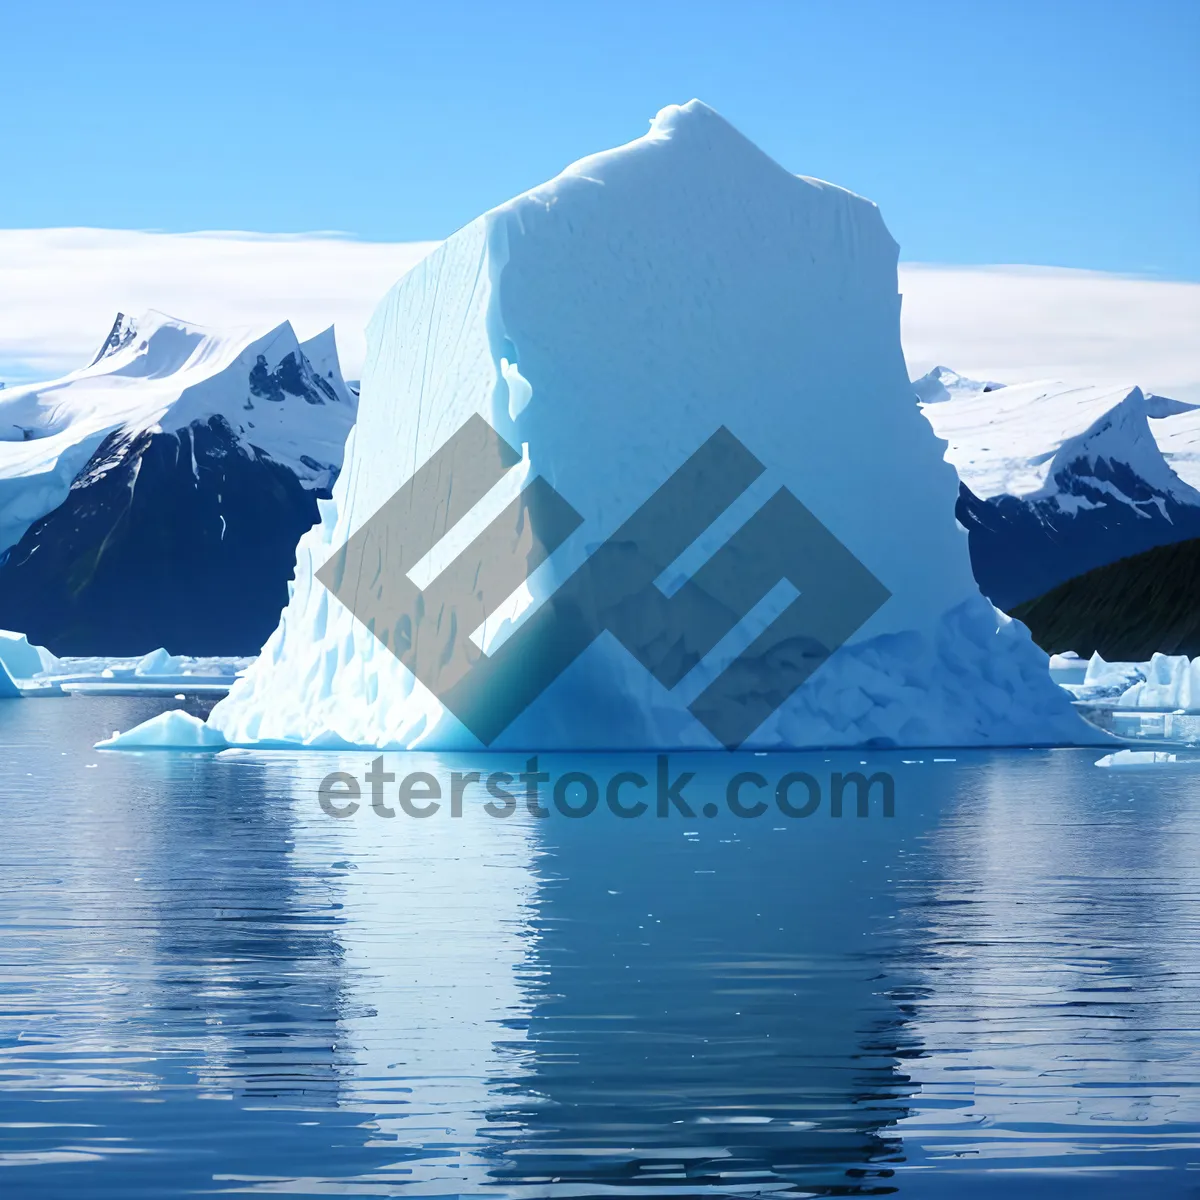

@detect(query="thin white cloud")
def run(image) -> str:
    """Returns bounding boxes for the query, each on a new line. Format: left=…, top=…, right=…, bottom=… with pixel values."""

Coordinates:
left=0, top=229, right=438, bottom=383
left=899, top=263, right=1200, bottom=401
left=1, top=230, right=1196, bottom=401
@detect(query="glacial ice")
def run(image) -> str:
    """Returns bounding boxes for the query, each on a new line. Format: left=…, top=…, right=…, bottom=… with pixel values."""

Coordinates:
left=1063, top=652, right=1200, bottom=710
left=133, top=647, right=184, bottom=677
left=1095, top=749, right=1200, bottom=770
left=1057, top=653, right=1200, bottom=748
left=96, top=711, right=228, bottom=750
left=0, top=629, right=59, bottom=679
left=1111, top=653, right=1200, bottom=710
left=0, top=625, right=251, bottom=695
left=118, top=101, right=1094, bottom=751
left=1047, top=652, right=1087, bottom=685
left=0, top=662, right=20, bottom=698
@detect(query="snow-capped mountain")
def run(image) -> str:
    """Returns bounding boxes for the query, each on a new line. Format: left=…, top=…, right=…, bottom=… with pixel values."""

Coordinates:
left=911, top=365, right=1006, bottom=404
left=916, top=368, right=1200, bottom=608
left=0, top=311, right=357, bottom=655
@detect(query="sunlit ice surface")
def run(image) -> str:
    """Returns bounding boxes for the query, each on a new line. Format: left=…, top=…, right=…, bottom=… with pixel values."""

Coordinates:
left=0, top=697, right=1198, bottom=1197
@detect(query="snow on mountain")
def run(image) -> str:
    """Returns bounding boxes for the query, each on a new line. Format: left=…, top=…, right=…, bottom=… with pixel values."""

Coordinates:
left=924, top=378, right=1197, bottom=505
left=0, top=310, right=355, bottom=554
left=919, top=374, right=1200, bottom=608
left=121, top=98, right=1093, bottom=753
left=911, top=365, right=1005, bottom=404
left=0, top=311, right=358, bottom=655
left=1148, top=403, right=1200, bottom=491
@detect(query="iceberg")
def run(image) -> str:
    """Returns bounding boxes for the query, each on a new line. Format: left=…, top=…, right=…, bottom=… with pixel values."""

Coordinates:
left=1070, top=652, right=1149, bottom=701
left=1095, top=749, right=1200, bottom=770
left=1047, top=651, right=1087, bottom=685
left=133, top=647, right=185, bottom=677
left=0, top=661, right=20, bottom=698
left=0, top=623, right=250, bottom=696
left=1111, top=653, right=1200, bottom=710
left=123, top=100, right=1093, bottom=751
left=96, top=711, right=228, bottom=750
left=0, top=629, right=58, bottom=679
left=1057, top=652, right=1200, bottom=748
left=1062, top=651, right=1200, bottom=710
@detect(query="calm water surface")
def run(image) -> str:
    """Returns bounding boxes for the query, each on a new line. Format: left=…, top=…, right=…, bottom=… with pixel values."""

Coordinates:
left=1, top=697, right=1198, bottom=1197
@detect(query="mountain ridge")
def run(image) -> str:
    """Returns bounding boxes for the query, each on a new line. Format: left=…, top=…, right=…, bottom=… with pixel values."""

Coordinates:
left=915, top=367, right=1200, bottom=607
left=0, top=312, right=358, bottom=654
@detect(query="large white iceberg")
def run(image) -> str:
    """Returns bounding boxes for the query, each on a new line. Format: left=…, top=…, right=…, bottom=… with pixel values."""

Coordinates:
left=166, top=101, right=1092, bottom=751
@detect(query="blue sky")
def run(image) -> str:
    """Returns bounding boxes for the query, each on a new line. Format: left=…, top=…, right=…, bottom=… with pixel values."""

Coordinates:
left=1, top=0, right=1196, bottom=277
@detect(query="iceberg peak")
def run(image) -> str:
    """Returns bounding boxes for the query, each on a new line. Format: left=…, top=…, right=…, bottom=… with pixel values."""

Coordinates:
left=646, top=98, right=726, bottom=139
left=200, top=102, right=1089, bottom=751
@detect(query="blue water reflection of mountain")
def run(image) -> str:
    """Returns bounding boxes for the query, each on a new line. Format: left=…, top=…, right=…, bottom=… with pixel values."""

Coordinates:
left=0, top=699, right=1197, bottom=1197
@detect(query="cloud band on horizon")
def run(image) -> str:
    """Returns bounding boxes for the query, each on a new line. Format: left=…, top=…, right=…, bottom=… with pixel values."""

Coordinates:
left=1, top=228, right=1197, bottom=399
